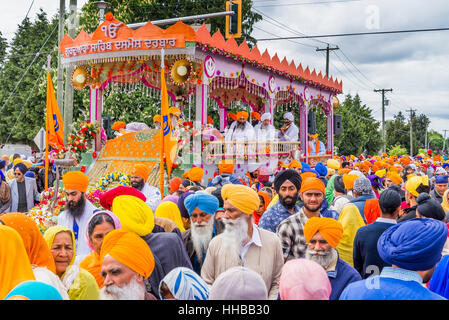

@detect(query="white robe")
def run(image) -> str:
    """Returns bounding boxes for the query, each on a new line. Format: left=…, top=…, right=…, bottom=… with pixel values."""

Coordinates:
left=57, top=199, right=98, bottom=264
left=256, top=124, right=277, bottom=142
left=224, top=121, right=256, bottom=142
left=278, top=123, right=299, bottom=142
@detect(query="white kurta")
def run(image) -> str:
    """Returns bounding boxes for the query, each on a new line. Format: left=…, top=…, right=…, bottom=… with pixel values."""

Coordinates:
left=57, top=199, right=98, bottom=264
left=256, top=124, right=277, bottom=142
left=140, top=183, right=162, bottom=212
left=278, top=123, right=299, bottom=142
left=224, top=121, right=256, bottom=179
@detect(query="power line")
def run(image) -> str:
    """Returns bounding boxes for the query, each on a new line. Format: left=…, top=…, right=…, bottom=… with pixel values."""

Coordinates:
left=252, top=26, right=317, bottom=49
left=253, top=0, right=361, bottom=8
left=256, top=27, right=449, bottom=41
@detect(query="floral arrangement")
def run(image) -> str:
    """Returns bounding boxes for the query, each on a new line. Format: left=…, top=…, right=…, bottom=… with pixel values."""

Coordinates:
left=86, top=188, right=106, bottom=208
left=96, top=171, right=130, bottom=191
left=53, top=120, right=101, bottom=162
left=29, top=188, right=67, bottom=234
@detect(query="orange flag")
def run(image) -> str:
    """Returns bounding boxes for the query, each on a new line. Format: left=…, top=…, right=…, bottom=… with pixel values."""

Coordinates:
left=160, top=66, right=178, bottom=184
left=46, top=72, right=64, bottom=149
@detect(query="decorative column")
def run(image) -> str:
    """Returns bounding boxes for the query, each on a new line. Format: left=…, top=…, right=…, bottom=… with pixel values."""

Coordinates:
left=265, top=96, right=275, bottom=124
left=194, top=83, right=208, bottom=166
left=326, top=105, right=334, bottom=156
left=300, top=101, right=309, bottom=163
left=89, top=87, right=103, bottom=152
left=219, top=105, right=226, bottom=132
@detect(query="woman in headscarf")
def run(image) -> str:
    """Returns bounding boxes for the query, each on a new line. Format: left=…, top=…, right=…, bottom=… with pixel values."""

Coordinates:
left=279, top=259, right=332, bottom=300
left=44, top=226, right=100, bottom=300
left=4, top=281, right=63, bottom=300
left=155, top=201, right=186, bottom=232
left=0, top=213, right=69, bottom=299
left=0, top=224, right=36, bottom=299
left=442, top=189, right=449, bottom=215
left=253, top=191, right=270, bottom=225
left=79, top=210, right=121, bottom=288
left=158, top=267, right=210, bottom=300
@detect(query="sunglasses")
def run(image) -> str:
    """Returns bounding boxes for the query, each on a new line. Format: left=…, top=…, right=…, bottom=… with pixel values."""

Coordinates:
left=14, top=172, right=22, bottom=176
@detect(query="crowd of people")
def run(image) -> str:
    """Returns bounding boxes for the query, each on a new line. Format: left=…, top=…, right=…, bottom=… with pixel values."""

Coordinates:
left=2, top=146, right=449, bottom=301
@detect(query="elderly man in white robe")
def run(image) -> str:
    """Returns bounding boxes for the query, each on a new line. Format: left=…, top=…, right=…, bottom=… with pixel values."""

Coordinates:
left=278, top=112, right=299, bottom=142
left=256, top=113, right=277, bottom=142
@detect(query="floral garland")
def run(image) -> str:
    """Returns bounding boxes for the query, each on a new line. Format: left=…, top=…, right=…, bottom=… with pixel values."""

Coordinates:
left=29, top=188, right=67, bottom=234
left=54, top=120, right=101, bottom=162
left=86, top=188, right=106, bottom=208
left=96, top=171, right=130, bottom=191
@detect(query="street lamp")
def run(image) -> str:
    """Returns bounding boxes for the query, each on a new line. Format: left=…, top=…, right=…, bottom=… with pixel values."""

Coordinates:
left=93, top=1, right=111, bottom=23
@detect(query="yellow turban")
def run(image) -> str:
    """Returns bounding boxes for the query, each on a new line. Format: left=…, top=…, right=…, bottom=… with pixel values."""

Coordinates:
left=22, top=160, right=33, bottom=169
left=218, top=160, right=234, bottom=175
left=375, top=169, right=386, bottom=178
left=327, top=159, right=340, bottom=170
left=236, top=111, right=249, bottom=120
left=168, top=107, right=181, bottom=117
left=154, top=201, right=185, bottom=232
left=287, top=160, right=302, bottom=169
left=13, top=158, right=23, bottom=166
left=131, top=164, right=150, bottom=181
left=221, top=184, right=260, bottom=214
left=342, top=174, right=358, bottom=191
left=304, top=217, right=343, bottom=248
left=112, top=195, right=155, bottom=236
left=406, top=175, right=429, bottom=198
left=62, top=171, right=89, bottom=193
left=153, top=115, right=161, bottom=123
left=386, top=172, right=403, bottom=185
left=100, top=229, right=154, bottom=279
left=183, top=167, right=204, bottom=182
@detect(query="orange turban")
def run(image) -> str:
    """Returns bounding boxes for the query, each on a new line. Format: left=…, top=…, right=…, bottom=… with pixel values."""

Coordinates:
left=300, top=172, right=318, bottom=180
left=386, top=172, right=403, bottom=185
left=288, top=160, right=302, bottom=169
left=258, top=191, right=271, bottom=211
left=168, top=107, right=181, bottom=117
left=251, top=112, right=261, bottom=120
left=207, top=116, right=213, bottom=124
left=169, top=177, right=183, bottom=192
left=218, top=160, right=235, bottom=175
left=299, top=177, right=325, bottom=194
left=62, top=171, right=89, bottom=193
left=100, top=229, right=154, bottom=278
left=221, top=184, right=260, bottom=214
left=131, top=164, right=150, bottom=181
left=400, top=157, right=411, bottom=165
left=111, top=121, right=126, bottom=131
left=338, top=168, right=351, bottom=175
left=228, top=113, right=237, bottom=121
left=236, top=111, right=249, bottom=120
left=183, top=167, right=204, bottom=182
left=304, top=217, right=343, bottom=248
left=342, top=174, right=358, bottom=190
left=153, top=115, right=161, bottom=123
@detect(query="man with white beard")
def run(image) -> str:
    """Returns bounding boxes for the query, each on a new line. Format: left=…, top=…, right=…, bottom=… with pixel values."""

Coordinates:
left=201, top=184, right=284, bottom=300
left=182, top=192, right=220, bottom=274
left=255, top=113, right=277, bottom=142
left=303, top=217, right=361, bottom=300
left=99, top=229, right=157, bottom=300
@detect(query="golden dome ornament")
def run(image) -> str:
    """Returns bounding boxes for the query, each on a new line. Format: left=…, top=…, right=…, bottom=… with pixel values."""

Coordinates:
left=332, top=96, right=340, bottom=109
left=71, top=66, right=90, bottom=90
left=170, top=59, right=192, bottom=85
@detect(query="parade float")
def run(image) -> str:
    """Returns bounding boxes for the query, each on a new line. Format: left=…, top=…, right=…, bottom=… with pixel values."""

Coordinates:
left=58, top=11, right=342, bottom=187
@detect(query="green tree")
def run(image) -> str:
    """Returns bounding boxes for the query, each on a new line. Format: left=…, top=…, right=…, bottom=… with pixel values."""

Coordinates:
left=0, top=10, right=59, bottom=145
left=80, top=0, right=262, bottom=47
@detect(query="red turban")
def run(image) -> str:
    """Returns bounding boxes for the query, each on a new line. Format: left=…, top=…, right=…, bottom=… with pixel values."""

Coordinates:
left=99, top=186, right=146, bottom=210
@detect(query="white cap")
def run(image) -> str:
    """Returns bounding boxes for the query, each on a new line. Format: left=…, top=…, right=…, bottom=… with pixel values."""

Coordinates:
left=261, top=113, right=271, bottom=122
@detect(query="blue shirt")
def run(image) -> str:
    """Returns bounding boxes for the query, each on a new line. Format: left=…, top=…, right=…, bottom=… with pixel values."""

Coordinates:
left=258, top=201, right=301, bottom=233
left=339, top=267, right=446, bottom=300
left=328, top=257, right=362, bottom=300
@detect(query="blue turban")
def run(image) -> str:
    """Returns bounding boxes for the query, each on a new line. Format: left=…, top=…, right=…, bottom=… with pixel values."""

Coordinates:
left=184, top=193, right=219, bottom=216
left=5, top=281, right=63, bottom=300
left=25, top=171, right=35, bottom=179
left=301, top=168, right=319, bottom=178
left=377, top=218, right=448, bottom=271
left=435, top=175, right=449, bottom=184
left=428, top=255, right=449, bottom=299
left=300, top=162, right=310, bottom=172
left=0, top=160, right=5, bottom=170
left=443, top=163, right=449, bottom=169
left=314, top=162, right=328, bottom=177
left=13, top=162, right=28, bottom=175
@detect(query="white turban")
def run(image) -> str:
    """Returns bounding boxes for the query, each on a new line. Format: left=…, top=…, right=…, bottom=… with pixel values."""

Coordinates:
left=261, top=113, right=271, bottom=122
left=284, top=112, right=294, bottom=121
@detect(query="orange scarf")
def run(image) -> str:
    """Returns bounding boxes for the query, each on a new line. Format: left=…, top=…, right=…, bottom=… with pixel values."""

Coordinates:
left=80, top=251, right=104, bottom=288
left=308, top=139, right=320, bottom=155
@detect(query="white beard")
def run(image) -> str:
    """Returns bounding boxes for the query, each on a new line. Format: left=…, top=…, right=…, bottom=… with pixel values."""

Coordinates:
left=99, top=276, right=146, bottom=300
left=190, top=217, right=215, bottom=262
left=305, top=247, right=338, bottom=270
left=221, top=215, right=250, bottom=263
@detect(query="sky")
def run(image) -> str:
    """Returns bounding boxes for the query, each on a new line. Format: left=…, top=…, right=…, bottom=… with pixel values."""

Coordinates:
left=1, top=0, right=448, bottom=138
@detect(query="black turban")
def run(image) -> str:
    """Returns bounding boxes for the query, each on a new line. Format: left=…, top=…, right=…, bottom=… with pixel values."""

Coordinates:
left=0, top=160, right=5, bottom=170
left=334, top=175, right=346, bottom=194
left=379, top=188, right=401, bottom=215
left=13, top=163, right=28, bottom=175
left=177, top=191, right=194, bottom=219
left=274, top=169, right=302, bottom=193
left=416, top=193, right=446, bottom=221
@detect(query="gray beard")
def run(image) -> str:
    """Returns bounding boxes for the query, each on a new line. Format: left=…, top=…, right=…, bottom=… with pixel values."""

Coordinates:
left=99, top=277, right=145, bottom=300
left=305, top=247, right=338, bottom=270
left=190, top=218, right=215, bottom=262
left=236, top=122, right=246, bottom=130
left=221, top=215, right=249, bottom=263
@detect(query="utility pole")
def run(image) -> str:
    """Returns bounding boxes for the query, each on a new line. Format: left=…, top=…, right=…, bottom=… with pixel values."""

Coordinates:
left=374, top=88, right=393, bottom=153
left=63, top=0, right=77, bottom=142
left=443, top=130, right=448, bottom=153
left=406, top=108, right=417, bottom=156
left=316, top=44, right=339, bottom=77
left=57, top=0, right=65, bottom=137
